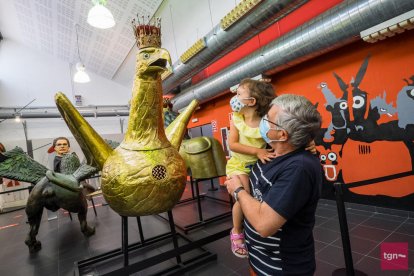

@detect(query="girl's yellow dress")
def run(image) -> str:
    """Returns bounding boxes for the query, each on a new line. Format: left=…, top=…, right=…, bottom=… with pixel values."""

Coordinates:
left=226, top=112, right=266, bottom=176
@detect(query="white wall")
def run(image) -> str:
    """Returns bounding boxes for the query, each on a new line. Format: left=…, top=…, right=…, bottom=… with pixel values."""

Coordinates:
left=0, top=39, right=132, bottom=107
left=1, top=119, right=125, bottom=165
left=0, top=38, right=131, bottom=151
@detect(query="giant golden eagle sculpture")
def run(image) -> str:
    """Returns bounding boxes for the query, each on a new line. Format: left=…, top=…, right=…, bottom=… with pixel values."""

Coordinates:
left=55, top=17, right=198, bottom=216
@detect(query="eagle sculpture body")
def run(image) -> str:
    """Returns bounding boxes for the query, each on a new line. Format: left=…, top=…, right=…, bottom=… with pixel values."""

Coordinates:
left=55, top=46, right=198, bottom=217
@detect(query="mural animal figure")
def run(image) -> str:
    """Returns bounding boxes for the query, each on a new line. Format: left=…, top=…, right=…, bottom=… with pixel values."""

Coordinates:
left=0, top=148, right=97, bottom=253
left=319, top=81, right=350, bottom=142
left=396, top=76, right=414, bottom=129
left=332, top=56, right=371, bottom=133
left=315, top=55, right=414, bottom=202
left=317, top=144, right=342, bottom=182
left=329, top=56, right=385, bottom=142
left=370, top=91, right=396, bottom=118
left=54, top=19, right=198, bottom=217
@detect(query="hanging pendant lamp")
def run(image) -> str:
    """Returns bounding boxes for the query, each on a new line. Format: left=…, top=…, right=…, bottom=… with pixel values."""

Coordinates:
left=74, top=62, right=91, bottom=83
left=87, top=0, right=115, bottom=29
left=73, top=24, right=90, bottom=83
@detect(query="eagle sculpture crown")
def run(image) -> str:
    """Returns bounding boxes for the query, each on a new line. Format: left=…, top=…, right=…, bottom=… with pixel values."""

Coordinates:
left=132, top=16, right=161, bottom=49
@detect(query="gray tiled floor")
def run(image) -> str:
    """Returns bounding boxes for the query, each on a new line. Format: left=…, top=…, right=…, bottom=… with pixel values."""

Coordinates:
left=0, top=182, right=413, bottom=275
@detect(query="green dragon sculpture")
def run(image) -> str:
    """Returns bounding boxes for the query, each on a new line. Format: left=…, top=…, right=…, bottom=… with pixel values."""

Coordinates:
left=0, top=147, right=97, bottom=253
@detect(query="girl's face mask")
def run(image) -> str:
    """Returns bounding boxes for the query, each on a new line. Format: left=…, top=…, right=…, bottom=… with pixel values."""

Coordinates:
left=230, top=95, right=254, bottom=112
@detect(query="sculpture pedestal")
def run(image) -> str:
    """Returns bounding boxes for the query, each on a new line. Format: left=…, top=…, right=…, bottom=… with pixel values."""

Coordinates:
left=74, top=210, right=227, bottom=275
left=162, top=176, right=232, bottom=233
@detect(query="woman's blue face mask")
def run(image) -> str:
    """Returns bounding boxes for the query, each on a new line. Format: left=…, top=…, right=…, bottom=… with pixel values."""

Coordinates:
left=259, top=115, right=286, bottom=144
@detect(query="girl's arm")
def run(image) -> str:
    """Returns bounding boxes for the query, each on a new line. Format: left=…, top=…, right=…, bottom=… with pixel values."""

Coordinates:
left=305, top=140, right=317, bottom=154
left=229, top=121, right=275, bottom=163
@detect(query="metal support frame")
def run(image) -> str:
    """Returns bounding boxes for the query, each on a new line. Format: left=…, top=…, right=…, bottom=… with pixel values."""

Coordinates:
left=74, top=210, right=226, bottom=275
left=161, top=176, right=233, bottom=233
left=89, top=197, right=97, bottom=216
left=208, top=178, right=218, bottom=191
left=0, top=186, right=30, bottom=195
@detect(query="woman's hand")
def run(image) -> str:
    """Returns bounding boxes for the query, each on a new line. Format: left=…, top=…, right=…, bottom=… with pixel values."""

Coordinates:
left=305, top=140, right=317, bottom=155
left=256, top=148, right=277, bottom=164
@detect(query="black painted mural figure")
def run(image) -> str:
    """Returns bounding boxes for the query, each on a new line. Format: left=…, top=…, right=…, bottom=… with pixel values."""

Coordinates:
left=315, top=55, right=414, bottom=210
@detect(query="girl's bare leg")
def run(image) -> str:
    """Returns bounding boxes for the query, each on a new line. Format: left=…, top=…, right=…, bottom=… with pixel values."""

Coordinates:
left=231, top=174, right=250, bottom=255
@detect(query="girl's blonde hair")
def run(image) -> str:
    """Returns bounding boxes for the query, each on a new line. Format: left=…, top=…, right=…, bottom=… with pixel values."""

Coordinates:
left=239, top=78, right=276, bottom=117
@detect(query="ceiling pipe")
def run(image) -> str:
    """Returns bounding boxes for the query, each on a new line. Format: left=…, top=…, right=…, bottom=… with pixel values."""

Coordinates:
left=172, top=0, right=414, bottom=111
left=0, top=104, right=129, bottom=110
left=0, top=111, right=130, bottom=120
left=162, top=0, right=309, bottom=94
left=0, top=104, right=130, bottom=120
left=0, top=107, right=129, bottom=120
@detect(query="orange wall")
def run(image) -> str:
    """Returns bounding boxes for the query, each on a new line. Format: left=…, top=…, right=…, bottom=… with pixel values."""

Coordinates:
left=186, top=30, right=414, bottom=210
left=271, top=33, right=414, bottom=126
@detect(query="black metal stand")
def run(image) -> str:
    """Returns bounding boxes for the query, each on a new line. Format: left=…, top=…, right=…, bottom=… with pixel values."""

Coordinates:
left=161, top=176, right=232, bottom=233
left=175, top=175, right=198, bottom=205
left=332, top=182, right=367, bottom=276
left=90, top=197, right=98, bottom=216
left=74, top=210, right=226, bottom=275
left=208, top=178, right=218, bottom=191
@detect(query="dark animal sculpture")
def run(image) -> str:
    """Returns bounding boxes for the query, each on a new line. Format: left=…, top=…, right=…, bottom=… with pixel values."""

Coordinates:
left=0, top=147, right=97, bottom=253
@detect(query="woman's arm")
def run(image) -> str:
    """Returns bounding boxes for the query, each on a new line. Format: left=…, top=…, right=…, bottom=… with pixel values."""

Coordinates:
left=225, top=175, right=286, bottom=237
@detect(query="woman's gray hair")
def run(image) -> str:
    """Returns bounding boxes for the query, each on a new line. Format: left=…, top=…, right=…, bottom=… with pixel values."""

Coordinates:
left=270, top=94, right=322, bottom=148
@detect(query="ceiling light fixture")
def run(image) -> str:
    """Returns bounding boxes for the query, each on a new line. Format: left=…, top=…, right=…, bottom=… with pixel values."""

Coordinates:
left=73, top=24, right=90, bottom=83
left=74, top=62, right=90, bottom=83
left=87, top=0, right=116, bottom=29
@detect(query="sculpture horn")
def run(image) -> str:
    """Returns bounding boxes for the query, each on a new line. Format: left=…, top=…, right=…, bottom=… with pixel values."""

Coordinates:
left=165, top=99, right=199, bottom=149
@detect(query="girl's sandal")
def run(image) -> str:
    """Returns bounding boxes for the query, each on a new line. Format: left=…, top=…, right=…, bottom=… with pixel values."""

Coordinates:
left=230, top=230, right=248, bottom=258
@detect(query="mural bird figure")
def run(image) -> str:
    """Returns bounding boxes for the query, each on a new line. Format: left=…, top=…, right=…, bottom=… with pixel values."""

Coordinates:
left=55, top=18, right=198, bottom=217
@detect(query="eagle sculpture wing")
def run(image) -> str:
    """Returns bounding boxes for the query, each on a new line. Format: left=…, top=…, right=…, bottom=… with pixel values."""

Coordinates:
left=0, top=147, right=47, bottom=184
left=55, top=92, right=113, bottom=170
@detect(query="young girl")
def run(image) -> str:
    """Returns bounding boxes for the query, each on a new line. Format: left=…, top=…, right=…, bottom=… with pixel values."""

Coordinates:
left=227, top=78, right=277, bottom=258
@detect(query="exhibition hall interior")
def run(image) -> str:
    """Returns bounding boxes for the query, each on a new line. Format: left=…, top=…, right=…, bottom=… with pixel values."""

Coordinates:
left=0, top=0, right=414, bottom=275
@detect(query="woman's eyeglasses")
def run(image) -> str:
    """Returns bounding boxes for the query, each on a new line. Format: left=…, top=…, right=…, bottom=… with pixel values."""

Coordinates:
left=56, top=143, right=68, bottom=147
